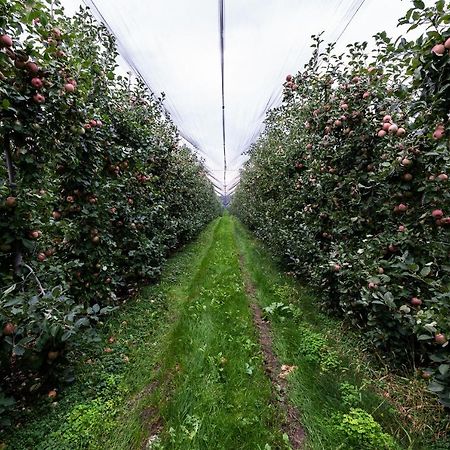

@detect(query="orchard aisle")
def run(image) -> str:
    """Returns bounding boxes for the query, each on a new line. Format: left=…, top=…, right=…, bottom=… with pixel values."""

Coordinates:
left=5, top=215, right=292, bottom=450
left=5, top=215, right=437, bottom=449
left=132, top=215, right=291, bottom=449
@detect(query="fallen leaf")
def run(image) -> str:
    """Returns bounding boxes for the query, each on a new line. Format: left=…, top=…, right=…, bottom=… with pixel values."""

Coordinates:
left=279, top=364, right=297, bottom=379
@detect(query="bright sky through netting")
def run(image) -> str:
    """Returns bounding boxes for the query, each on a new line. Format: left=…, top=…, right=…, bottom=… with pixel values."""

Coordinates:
left=60, top=0, right=413, bottom=194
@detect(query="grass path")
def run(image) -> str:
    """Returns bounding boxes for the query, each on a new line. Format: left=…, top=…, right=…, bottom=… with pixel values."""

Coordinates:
left=4, top=215, right=443, bottom=450
left=140, top=214, right=285, bottom=449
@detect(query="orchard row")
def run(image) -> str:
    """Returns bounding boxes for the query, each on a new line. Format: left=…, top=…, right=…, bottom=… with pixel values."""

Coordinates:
left=232, top=1, right=450, bottom=406
left=0, top=0, right=220, bottom=417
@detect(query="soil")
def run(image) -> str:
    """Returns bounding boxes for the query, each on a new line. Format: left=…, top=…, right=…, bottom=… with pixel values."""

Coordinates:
left=239, top=253, right=305, bottom=449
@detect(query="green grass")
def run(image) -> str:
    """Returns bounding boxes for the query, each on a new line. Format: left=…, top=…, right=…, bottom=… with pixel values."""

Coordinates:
left=138, top=215, right=285, bottom=449
left=233, top=217, right=444, bottom=450
left=3, top=219, right=219, bottom=450
left=3, top=215, right=443, bottom=450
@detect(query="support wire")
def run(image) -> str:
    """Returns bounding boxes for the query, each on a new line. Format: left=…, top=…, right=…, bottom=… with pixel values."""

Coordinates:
left=219, top=0, right=227, bottom=200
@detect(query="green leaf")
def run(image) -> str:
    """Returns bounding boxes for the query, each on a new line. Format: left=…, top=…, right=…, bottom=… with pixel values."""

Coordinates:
left=429, top=381, right=445, bottom=393
left=417, top=334, right=432, bottom=341
left=12, top=345, right=25, bottom=356
left=438, top=364, right=449, bottom=376
left=3, top=297, right=22, bottom=307
left=1, top=283, right=17, bottom=298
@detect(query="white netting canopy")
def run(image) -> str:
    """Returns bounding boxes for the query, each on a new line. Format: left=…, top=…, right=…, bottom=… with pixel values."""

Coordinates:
left=60, top=0, right=413, bottom=195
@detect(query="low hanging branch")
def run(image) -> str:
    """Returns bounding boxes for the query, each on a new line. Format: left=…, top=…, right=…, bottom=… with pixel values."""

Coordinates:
left=3, top=134, right=15, bottom=187
left=3, top=134, right=23, bottom=275
left=22, top=263, right=46, bottom=296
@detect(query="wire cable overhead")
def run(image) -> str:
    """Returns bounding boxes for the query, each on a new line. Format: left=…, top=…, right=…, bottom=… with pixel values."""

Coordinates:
left=219, top=0, right=226, bottom=200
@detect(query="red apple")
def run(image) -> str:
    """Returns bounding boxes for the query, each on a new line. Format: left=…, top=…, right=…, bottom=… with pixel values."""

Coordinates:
left=64, top=83, right=75, bottom=93
left=3, top=322, right=16, bottom=335
left=433, top=125, right=445, bottom=140
left=26, top=61, right=39, bottom=73
left=29, top=230, right=40, bottom=239
left=403, top=173, right=413, bottom=181
left=410, top=297, right=422, bottom=307
left=0, top=34, right=13, bottom=47
left=47, top=350, right=59, bottom=361
left=382, top=115, right=392, bottom=123
left=435, top=333, right=447, bottom=345
left=31, top=77, right=43, bottom=89
left=398, top=225, right=406, bottom=232
left=33, top=93, right=45, bottom=103
left=48, top=389, right=57, bottom=399
left=433, top=129, right=444, bottom=140
left=52, top=27, right=62, bottom=39
left=378, top=130, right=386, bottom=137
left=388, top=123, right=398, bottom=134
left=37, top=252, right=46, bottom=262
left=397, top=203, right=408, bottom=212
left=401, top=158, right=412, bottom=166
left=437, top=173, right=448, bottom=181
left=431, top=43, right=445, bottom=56
left=432, top=209, right=444, bottom=219
left=14, top=59, right=26, bottom=69
left=5, top=196, right=16, bottom=207
left=396, top=127, right=406, bottom=137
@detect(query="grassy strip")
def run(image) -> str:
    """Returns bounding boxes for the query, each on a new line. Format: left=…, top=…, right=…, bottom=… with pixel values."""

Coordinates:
left=5, top=214, right=445, bottom=450
left=4, top=216, right=289, bottom=450
left=233, top=217, right=447, bottom=450
left=140, top=214, right=286, bottom=449
left=3, top=219, right=220, bottom=450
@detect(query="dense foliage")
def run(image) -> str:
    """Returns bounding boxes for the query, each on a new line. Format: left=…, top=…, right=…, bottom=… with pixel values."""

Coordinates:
left=232, top=0, right=450, bottom=406
left=0, top=0, right=220, bottom=422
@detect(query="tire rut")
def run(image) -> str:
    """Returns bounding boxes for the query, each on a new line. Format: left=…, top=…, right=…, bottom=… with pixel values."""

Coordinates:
left=238, top=253, right=306, bottom=449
